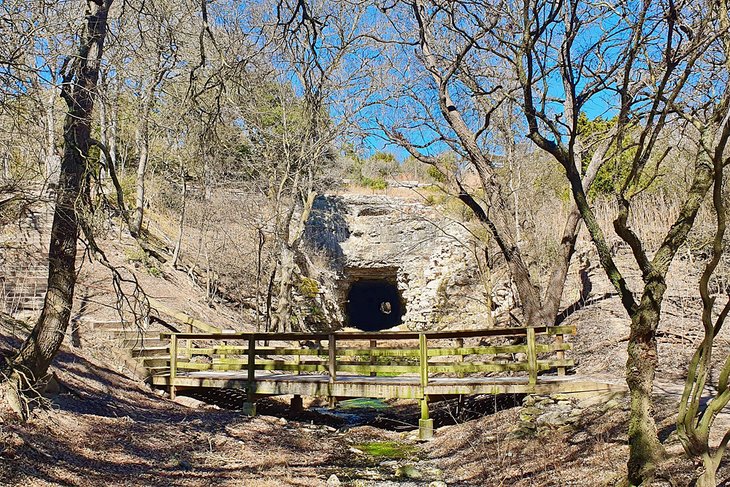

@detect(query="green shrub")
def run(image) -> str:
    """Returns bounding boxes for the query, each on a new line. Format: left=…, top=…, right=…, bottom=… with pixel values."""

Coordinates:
left=360, top=176, right=388, bottom=190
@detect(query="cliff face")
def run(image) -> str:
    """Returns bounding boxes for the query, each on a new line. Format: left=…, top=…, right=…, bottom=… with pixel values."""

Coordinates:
left=304, top=194, right=494, bottom=331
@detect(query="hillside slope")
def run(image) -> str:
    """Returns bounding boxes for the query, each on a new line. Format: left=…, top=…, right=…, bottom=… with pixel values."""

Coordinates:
left=1, top=200, right=728, bottom=485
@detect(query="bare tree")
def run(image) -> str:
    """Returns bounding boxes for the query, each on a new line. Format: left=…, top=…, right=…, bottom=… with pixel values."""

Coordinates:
left=127, top=2, right=181, bottom=236
left=241, top=0, right=377, bottom=331
left=507, top=0, right=726, bottom=482
left=374, top=0, right=612, bottom=329
left=675, top=3, right=730, bottom=484
left=5, top=0, right=115, bottom=409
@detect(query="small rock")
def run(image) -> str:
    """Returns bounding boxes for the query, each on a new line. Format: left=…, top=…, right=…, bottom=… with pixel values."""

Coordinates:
left=550, top=393, right=573, bottom=401
left=423, top=466, right=444, bottom=478
left=349, top=447, right=364, bottom=454
left=326, top=474, right=341, bottom=486
left=429, top=482, right=448, bottom=487
left=536, top=411, right=569, bottom=427
left=42, top=373, right=62, bottom=395
left=511, top=423, right=537, bottom=438
left=522, top=395, right=537, bottom=407
left=602, top=399, right=620, bottom=411
left=519, top=407, right=543, bottom=421
left=173, top=396, right=205, bottom=409
left=278, top=417, right=287, bottom=425
left=396, top=464, right=423, bottom=479
left=553, top=403, right=573, bottom=413
left=569, top=431, right=590, bottom=444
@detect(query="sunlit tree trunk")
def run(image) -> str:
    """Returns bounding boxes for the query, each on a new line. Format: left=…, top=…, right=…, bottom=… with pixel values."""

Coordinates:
left=9, top=0, right=113, bottom=394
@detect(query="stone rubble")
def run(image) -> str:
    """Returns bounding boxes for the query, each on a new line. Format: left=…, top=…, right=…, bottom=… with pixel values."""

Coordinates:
left=513, top=392, right=625, bottom=438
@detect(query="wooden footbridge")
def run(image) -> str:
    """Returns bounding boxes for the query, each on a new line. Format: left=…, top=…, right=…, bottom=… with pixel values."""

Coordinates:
left=146, top=323, right=622, bottom=438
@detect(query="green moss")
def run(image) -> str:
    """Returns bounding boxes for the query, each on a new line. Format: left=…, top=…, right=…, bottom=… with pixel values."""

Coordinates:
left=124, top=244, right=163, bottom=278
left=352, top=441, right=418, bottom=459
left=337, top=398, right=388, bottom=410
left=124, top=245, right=147, bottom=263
left=297, top=276, right=320, bottom=298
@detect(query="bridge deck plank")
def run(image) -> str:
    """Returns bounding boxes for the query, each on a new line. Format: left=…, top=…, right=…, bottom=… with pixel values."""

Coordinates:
left=151, top=371, right=623, bottom=398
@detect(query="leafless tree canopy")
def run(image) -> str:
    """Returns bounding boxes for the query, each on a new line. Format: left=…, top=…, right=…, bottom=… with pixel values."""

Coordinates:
left=1, top=1, right=730, bottom=484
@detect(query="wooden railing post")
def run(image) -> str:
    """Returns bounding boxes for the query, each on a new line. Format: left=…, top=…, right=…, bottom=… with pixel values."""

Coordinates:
left=244, top=334, right=257, bottom=416
left=527, top=327, right=537, bottom=387
left=555, top=332, right=566, bottom=376
left=295, top=348, right=302, bottom=375
left=419, top=333, right=433, bottom=439
left=186, top=323, right=193, bottom=358
left=369, top=339, right=377, bottom=377
left=328, top=333, right=337, bottom=408
left=169, top=334, right=178, bottom=400
left=456, top=337, right=464, bottom=378
left=419, top=333, right=428, bottom=387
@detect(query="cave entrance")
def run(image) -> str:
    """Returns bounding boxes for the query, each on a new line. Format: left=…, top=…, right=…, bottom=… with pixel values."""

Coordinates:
left=346, top=279, right=404, bottom=331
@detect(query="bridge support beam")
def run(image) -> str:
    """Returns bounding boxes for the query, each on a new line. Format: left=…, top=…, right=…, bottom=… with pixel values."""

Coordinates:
left=244, top=334, right=257, bottom=416
left=242, top=401, right=257, bottom=416
left=419, top=397, right=433, bottom=440
left=291, top=394, right=303, bottom=412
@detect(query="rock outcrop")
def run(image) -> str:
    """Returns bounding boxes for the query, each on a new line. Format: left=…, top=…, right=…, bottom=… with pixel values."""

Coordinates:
left=304, top=194, right=493, bottom=330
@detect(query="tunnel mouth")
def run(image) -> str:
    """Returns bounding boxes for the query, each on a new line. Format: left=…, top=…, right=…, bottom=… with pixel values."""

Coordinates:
left=346, top=278, right=404, bottom=331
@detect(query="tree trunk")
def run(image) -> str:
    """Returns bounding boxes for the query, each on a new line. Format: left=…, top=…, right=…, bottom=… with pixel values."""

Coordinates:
left=696, top=453, right=721, bottom=487
left=456, top=186, right=564, bottom=327
left=44, top=88, right=61, bottom=187
left=2, top=153, right=9, bottom=180
left=626, top=284, right=665, bottom=484
left=272, top=246, right=296, bottom=332
left=130, top=93, right=153, bottom=236
left=109, top=77, right=119, bottom=173
left=171, top=173, right=187, bottom=268
left=10, top=0, right=113, bottom=386
left=271, top=191, right=316, bottom=332
left=505, top=252, right=544, bottom=325
left=541, top=206, right=582, bottom=322
left=98, top=75, right=109, bottom=182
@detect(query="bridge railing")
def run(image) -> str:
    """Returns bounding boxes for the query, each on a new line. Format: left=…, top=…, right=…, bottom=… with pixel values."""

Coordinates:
left=161, top=325, right=575, bottom=397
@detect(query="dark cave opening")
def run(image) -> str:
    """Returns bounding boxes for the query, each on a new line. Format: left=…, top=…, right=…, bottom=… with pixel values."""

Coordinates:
left=346, top=279, right=404, bottom=331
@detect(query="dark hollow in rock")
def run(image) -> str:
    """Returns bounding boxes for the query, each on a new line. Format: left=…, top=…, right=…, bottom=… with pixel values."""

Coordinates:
left=347, top=279, right=404, bottom=331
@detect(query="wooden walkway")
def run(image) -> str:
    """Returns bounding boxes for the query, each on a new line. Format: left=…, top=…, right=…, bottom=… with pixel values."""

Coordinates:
left=148, top=325, right=622, bottom=438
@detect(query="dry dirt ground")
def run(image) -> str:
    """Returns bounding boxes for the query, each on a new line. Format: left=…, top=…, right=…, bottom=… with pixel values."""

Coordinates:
left=0, top=332, right=724, bottom=487
left=2, top=223, right=730, bottom=485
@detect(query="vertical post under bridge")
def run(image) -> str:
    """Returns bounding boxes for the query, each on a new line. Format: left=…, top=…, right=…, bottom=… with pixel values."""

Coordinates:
left=555, top=332, right=566, bottom=377
left=328, top=333, right=337, bottom=409
left=169, top=333, right=178, bottom=400
left=244, top=334, right=257, bottom=416
left=419, top=332, right=433, bottom=440
left=527, top=327, right=537, bottom=388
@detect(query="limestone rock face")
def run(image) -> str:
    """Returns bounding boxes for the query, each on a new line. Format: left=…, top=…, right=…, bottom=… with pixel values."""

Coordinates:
left=304, top=194, right=493, bottom=330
